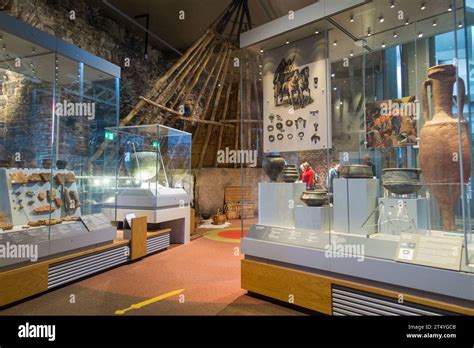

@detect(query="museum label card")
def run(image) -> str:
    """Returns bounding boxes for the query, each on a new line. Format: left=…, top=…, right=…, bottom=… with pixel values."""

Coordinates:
left=396, top=233, right=463, bottom=271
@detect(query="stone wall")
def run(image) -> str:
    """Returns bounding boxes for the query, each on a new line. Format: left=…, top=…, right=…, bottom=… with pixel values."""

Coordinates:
left=193, top=167, right=264, bottom=217
left=0, top=0, right=170, bottom=117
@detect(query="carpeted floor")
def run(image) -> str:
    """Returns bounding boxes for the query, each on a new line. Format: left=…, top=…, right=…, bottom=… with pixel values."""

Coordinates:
left=0, top=221, right=304, bottom=316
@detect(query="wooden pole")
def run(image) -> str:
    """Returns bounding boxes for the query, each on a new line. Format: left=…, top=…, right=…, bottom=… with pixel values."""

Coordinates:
left=198, top=47, right=233, bottom=168
left=214, top=81, right=234, bottom=167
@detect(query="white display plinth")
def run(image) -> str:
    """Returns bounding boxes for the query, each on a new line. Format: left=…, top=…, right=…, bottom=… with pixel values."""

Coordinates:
left=295, top=205, right=333, bottom=231
left=333, top=178, right=379, bottom=235
left=378, top=197, right=429, bottom=235
left=258, top=182, right=306, bottom=228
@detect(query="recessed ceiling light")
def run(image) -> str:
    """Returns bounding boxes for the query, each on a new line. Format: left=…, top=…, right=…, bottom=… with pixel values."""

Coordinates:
left=339, top=102, right=343, bottom=105
left=350, top=51, right=354, bottom=57
left=367, top=28, right=372, bottom=37
left=432, top=20, right=437, bottom=27
left=458, top=22, right=463, bottom=28
left=315, top=30, right=320, bottom=34
left=448, top=5, right=453, bottom=12
left=418, top=32, right=423, bottom=38
left=333, top=87, right=337, bottom=91
left=333, top=41, right=337, bottom=46
left=259, top=49, right=264, bottom=53
left=405, top=19, right=410, bottom=25
left=420, top=3, right=426, bottom=10
left=331, top=73, right=335, bottom=77
left=285, top=41, right=290, bottom=44
left=393, top=32, right=398, bottom=38
left=379, top=16, right=384, bottom=23
left=381, top=42, right=386, bottom=48
left=390, top=0, right=395, bottom=8
left=259, top=64, right=262, bottom=68
left=350, top=14, right=354, bottom=22
left=259, top=72, right=262, bottom=75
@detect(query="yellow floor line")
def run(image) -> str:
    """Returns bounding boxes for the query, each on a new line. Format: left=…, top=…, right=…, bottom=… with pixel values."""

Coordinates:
left=115, top=289, right=184, bottom=315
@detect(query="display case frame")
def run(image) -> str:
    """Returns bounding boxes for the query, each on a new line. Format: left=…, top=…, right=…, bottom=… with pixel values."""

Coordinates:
left=239, top=0, right=474, bottom=309
left=0, top=12, right=120, bottom=267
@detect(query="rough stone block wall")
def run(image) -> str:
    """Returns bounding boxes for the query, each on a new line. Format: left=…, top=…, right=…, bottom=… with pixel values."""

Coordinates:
left=0, top=0, right=169, bottom=118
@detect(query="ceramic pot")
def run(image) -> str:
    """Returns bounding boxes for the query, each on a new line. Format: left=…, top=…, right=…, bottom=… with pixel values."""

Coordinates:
left=382, top=168, right=422, bottom=195
left=340, top=164, right=373, bottom=178
left=419, top=64, right=471, bottom=231
left=300, top=190, right=329, bottom=207
left=262, top=153, right=285, bottom=182
left=42, top=159, right=52, bottom=169
left=281, top=164, right=299, bottom=183
left=56, top=160, right=68, bottom=170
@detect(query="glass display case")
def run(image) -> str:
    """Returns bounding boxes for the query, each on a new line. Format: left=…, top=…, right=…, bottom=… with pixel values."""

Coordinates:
left=101, top=124, right=192, bottom=242
left=239, top=0, right=474, bottom=303
left=0, top=12, right=120, bottom=267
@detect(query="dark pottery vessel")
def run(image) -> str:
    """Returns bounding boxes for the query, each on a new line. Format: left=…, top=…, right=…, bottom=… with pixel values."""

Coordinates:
left=281, top=164, right=299, bottom=183
left=382, top=168, right=422, bottom=195
left=42, top=159, right=52, bottom=169
left=262, top=153, right=285, bottom=182
left=340, top=164, right=373, bottom=178
left=56, top=160, right=68, bottom=170
left=300, top=190, right=329, bottom=207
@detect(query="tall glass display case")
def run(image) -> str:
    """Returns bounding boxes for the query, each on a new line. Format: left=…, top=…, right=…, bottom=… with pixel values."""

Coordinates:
left=239, top=0, right=474, bottom=312
left=0, top=12, right=120, bottom=267
left=102, top=124, right=192, bottom=243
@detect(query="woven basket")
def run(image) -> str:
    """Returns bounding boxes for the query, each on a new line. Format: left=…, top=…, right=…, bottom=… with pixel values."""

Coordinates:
left=224, top=186, right=254, bottom=203
left=224, top=203, right=240, bottom=220
left=240, top=202, right=254, bottom=219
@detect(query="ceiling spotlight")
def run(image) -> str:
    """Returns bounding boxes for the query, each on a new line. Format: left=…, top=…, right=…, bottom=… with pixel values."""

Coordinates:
left=259, top=49, right=264, bottom=53
left=420, top=3, right=426, bottom=10
left=259, top=64, right=262, bottom=68
left=333, top=40, right=337, bottom=46
left=350, top=51, right=354, bottom=57
left=315, top=29, right=320, bottom=34
left=432, top=20, right=437, bottom=27
left=405, top=19, right=410, bottom=25
left=390, top=1, right=395, bottom=8
left=350, top=14, right=354, bottom=22
left=458, top=22, right=463, bottom=28
left=379, top=16, right=384, bottom=23
left=381, top=42, right=386, bottom=48
left=331, top=73, right=335, bottom=77
left=393, top=32, right=398, bottom=38
left=259, top=72, right=262, bottom=75
left=448, top=5, right=453, bottom=12
left=367, top=28, right=372, bottom=37
left=285, top=40, right=290, bottom=44
left=418, top=32, right=423, bottom=38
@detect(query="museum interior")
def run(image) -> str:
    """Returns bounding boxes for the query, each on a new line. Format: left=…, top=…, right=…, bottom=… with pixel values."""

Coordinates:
left=0, top=0, right=473, bottom=317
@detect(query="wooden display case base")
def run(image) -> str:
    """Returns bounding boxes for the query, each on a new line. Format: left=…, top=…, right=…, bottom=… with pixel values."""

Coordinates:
left=241, top=259, right=474, bottom=316
left=0, top=226, right=171, bottom=308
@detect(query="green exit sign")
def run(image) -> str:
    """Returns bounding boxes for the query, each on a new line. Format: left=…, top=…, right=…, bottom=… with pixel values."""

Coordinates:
left=105, top=131, right=114, bottom=141
left=152, top=141, right=160, bottom=148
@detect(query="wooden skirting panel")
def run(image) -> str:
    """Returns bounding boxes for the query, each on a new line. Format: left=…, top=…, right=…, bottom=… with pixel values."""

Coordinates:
left=0, top=228, right=171, bottom=308
left=241, top=259, right=474, bottom=316
left=241, top=259, right=332, bottom=314
left=0, top=264, right=48, bottom=307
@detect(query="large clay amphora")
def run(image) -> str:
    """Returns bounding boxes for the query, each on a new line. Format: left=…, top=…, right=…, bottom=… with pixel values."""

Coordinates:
left=419, top=64, right=471, bottom=231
